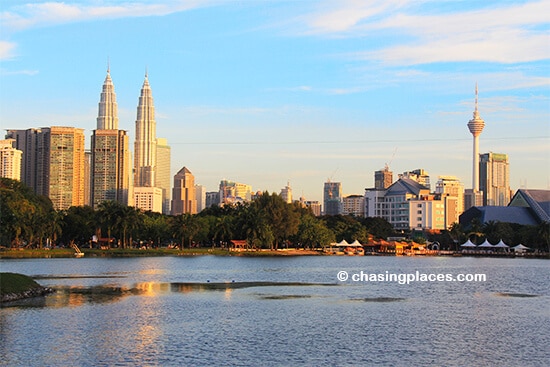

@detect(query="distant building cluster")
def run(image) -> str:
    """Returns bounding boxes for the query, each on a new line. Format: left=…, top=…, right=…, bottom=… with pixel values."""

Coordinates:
left=3, top=76, right=547, bottom=231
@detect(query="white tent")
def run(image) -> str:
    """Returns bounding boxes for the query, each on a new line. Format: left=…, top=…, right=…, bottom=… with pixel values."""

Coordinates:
left=348, top=240, right=363, bottom=247
left=494, top=240, right=509, bottom=248
left=478, top=239, right=494, bottom=248
left=460, top=239, right=477, bottom=248
left=336, top=239, right=350, bottom=247
left=512, top=244, right=530, bottom=252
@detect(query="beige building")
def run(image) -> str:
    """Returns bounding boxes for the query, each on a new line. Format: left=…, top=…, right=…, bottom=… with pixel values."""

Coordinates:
left=0, top=139, right=22, bottom=181
left=280, top=181, right=292, bottom=204
left=134, top=187, right=163, bottom=213
left=6, top=127, right=85, bottom=210
left=342, top=194, right=365, bottom=217
left=409, top=196, right=446, bottom=230
left=171, top=167, right=197, bottom=215
left=219, top=179, right=252, bottom=205
left=435, top=176, right=465, bottom=225
left=480, top=152, right=510, bottom=206
left=156, top=137, right=171, bottom=214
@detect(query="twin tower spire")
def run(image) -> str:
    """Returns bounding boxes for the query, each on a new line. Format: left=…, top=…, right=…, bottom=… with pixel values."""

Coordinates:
left=96, top=66, right=157, bottom=187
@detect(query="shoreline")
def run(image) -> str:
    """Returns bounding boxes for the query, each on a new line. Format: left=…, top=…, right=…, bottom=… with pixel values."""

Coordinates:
left=1, top=247, right=548, bottom=259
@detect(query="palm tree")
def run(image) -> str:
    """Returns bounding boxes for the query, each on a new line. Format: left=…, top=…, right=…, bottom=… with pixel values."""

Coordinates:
left=97, top=201, right=124, bottom=248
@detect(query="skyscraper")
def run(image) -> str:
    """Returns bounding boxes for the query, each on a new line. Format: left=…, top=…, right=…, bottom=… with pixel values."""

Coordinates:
left=6, top=127, right=85, bottom=210
left=156, top=137, right=171, bottom=214
left=171, top=167, right=197, bottom=215
left=323, top=181, right=342, bottom=215
left=91, top=67, right=132, bottom=208
left=134, top=72, right=157, bottom=188
left=480, top=152, right=510, bottom=206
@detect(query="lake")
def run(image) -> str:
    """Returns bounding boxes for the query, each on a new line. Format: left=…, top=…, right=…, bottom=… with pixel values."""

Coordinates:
left=1, top=256, right=549, bottom=366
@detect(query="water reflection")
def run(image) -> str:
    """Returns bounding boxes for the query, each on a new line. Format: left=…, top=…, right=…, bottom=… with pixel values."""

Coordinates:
left=2, top=281, right=337, bottom=308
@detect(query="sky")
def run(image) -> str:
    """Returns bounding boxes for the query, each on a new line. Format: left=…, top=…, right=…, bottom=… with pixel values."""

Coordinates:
left=1, top=0, right=549, bottom=202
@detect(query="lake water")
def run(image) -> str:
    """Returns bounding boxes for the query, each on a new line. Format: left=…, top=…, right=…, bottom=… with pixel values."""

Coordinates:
left=1, top=256, right=549, bottom=366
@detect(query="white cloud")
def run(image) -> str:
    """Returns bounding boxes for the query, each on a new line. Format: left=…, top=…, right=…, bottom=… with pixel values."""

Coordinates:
left=0, top=1, right=214, bottom=32
left=0, top=68, right=39, bottom=76
left=0, top=41, right=17, bottom=60
left=301, top=0, right=550, bottom=65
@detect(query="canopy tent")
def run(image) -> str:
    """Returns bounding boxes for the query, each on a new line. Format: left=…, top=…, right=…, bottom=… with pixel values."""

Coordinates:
left=336, top=239, right=350, bottom=247
left=478, top=239, right=494, bottom=248
left=512, top=244, right=530, bottom=252
left=494, top=240, right=509, bottom=248
left=348, top=240, right=363, bottom=247
left=460, top=239, right=477, bottom=248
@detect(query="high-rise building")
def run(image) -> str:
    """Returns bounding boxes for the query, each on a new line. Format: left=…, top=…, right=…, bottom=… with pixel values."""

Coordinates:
left=6, top=127, right=85, bottom=210
left=5, top=128, right=41, bottom=189
left=375, top=166, right=393, bottom=190
left=134, top=72, right=157, bottom=188
left=171, top=167, right=197, bottom=215
left=280, top=181, right=292, bottom=203
left=91, top=129, right=132, bottom=208
left=84, top=150, right=92, bottom=206
left=156, top=137, right=171, bottom=214
left=0, top=139, right=22, bottom=181
left=91, top=68, right=132, bottom=208
left=480, top=152, right=510, bottom=206
left=323, top=181, right=342, bottom=215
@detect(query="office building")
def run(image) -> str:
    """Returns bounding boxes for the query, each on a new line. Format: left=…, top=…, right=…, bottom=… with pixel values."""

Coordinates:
left=480, top=152, right=510, bottom=206
left=171, top=167, right=197, bottom=215
left=323, top=181, right=342, bottom=215
left=6, top=127, right=85, bottom=210
left=342, top=194, right=365, bottom=217
left=156, top=138, right=171, bottom=214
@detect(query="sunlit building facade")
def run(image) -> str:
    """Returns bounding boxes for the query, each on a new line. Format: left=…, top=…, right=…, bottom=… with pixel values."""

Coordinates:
left=0, top=139, right=22, bottom=181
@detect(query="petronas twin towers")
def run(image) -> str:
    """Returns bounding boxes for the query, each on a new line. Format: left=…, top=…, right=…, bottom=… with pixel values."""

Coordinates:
left=91, top=67, right=170, bottom=213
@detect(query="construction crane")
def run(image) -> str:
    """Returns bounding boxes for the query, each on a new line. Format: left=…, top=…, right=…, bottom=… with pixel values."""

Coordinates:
left=384, top=148, right=398, bottom=171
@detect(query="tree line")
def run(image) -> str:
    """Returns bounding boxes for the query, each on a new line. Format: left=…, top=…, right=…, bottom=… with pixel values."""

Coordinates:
left=1, top=178, right=548, bottom=252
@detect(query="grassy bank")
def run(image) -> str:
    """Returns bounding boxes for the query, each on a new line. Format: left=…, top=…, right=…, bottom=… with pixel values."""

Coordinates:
left=0, top=272, right=42, bottom=296
left=0, top=247, right=327, bottom=258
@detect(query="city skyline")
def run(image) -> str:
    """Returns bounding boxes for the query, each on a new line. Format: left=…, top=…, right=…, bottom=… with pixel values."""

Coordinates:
left=1, top=1, right=549, bottom=202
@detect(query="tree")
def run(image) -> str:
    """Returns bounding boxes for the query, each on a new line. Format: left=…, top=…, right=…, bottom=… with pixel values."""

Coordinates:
left=294, top=214, right=335, bottom=248
left=171, top=213, right=201, bottom=249
left=97, top=201, right=125, bottom=248
left=118, top=206, right=143, bottom=248
left=60, top=206, right=96, bottom=246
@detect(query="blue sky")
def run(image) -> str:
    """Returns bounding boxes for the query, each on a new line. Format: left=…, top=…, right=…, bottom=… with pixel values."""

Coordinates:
left=1, top=0, right=549, bottom=202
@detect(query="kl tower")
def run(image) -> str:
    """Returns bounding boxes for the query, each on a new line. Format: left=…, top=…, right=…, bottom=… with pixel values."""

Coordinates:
left=465, top=83, right=485, bottom=209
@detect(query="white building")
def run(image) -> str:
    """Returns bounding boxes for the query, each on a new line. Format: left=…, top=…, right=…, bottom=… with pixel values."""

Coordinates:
left=134, top=186, right=163, bottom=213
left=0, top=139, right=22, bottom=181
